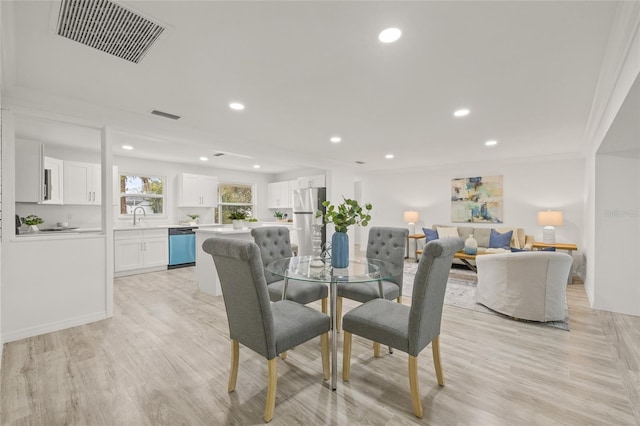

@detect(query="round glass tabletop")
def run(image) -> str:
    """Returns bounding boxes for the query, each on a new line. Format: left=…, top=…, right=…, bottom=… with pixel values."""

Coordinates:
left=266, top=255, right=402, bottom=283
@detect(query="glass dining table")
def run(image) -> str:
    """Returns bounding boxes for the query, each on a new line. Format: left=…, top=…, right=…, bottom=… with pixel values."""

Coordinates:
left=266, top=255, right=402, bottom=390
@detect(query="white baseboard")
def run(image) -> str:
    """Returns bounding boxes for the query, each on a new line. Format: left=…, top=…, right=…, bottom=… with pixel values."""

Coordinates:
left=1, top=311, right=109, bottom=344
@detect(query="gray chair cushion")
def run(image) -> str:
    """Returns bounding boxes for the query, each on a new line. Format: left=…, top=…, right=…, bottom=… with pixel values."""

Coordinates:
left=342, top=299, right=411, bottom=352
left=343, top=237, right=463, bottom=357
left=272, top=300, right=330, bottom=354
left=202, top=238, right=330, bottom=360
left=268, top=279, right=328, bottom=305
left=338, top=227, right=408, bottom=301
left=338, top=280, right=400, bottom=303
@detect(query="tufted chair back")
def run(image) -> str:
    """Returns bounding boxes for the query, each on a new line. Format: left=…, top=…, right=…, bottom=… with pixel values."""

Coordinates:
left=251, top=227, right=294, bottom=284
left=366, top=227, right=409, bottom=293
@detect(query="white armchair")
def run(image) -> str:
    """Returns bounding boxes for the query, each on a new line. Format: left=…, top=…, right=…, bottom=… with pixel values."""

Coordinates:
left=475, top=252, right=572, bottom=322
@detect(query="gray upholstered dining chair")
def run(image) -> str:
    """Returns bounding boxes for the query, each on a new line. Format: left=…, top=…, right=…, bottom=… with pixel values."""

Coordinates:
left=252, top=226, right=328, bottom=313
left=342, top=237, right=463, bottom=418
left=336, top=227, right=408, bottom=350
left=202, top=238, right=330, bottom=423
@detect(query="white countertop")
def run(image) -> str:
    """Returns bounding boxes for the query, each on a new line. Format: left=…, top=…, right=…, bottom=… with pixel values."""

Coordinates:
left=195, top=227, right=252, bottom=234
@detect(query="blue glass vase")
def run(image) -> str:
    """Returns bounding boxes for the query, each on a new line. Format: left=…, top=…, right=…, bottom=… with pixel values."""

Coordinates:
left=331, top=232, right=349, bottom=268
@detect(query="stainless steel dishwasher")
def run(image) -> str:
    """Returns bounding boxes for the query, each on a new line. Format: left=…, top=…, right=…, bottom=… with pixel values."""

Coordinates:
left=168, top=227, right=198, bottom=268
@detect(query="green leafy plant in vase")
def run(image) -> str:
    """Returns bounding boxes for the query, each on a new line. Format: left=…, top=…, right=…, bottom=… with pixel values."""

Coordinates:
left=21, top=214, right=44, bottom=232
left=187, top=214, right=200, bottom=225
left=321, top=197, right=372, bottom=267
left=228, top=210, right=247, bottom=229
left=273, top=211, right=284, bottom=221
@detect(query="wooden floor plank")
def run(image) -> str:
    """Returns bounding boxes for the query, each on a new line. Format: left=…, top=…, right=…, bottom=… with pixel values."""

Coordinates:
left=2, top=265, right=639, bottom=425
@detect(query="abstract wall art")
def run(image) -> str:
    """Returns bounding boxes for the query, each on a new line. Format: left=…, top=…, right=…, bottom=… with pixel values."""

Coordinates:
left=451, top=175, right=503, bottom=223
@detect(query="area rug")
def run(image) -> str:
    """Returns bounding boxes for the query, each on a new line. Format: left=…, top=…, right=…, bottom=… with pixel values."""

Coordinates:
left=402, top=261, right=570, bottom=331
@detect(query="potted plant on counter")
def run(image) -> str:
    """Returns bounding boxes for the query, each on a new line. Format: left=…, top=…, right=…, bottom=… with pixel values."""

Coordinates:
left=187, top=214, right=200, bottom=225
left=228, top=210, right=247, bottom=229
left=322, top=197, right=373, bottom=268
left=21, top=214, right=44, bottom=233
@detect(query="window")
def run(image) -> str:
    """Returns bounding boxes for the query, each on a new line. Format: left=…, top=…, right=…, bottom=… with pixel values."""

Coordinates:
left=119, top=174, right=165, bottom=216
left=217, top=182, right=254, bottom=224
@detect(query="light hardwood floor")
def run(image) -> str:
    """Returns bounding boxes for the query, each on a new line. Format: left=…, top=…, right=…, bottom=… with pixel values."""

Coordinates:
left=2, top=265, right=639, bottom=425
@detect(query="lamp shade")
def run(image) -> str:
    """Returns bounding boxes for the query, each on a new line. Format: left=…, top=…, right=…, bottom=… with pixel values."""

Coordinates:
left=537, top=210, right=563, bottom=226
left=403, top=210, right=419, bottom=224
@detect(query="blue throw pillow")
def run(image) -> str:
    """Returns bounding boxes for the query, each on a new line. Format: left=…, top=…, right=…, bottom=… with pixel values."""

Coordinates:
left=489, top=229, right=513, bottom=250
left=422, top=228, right=439, bottom=242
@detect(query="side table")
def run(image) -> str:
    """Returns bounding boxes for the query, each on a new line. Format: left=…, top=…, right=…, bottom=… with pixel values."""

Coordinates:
left=406, top=234, right=425, bottom=260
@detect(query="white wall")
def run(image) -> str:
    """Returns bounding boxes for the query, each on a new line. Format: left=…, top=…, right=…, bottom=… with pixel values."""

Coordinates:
left=357, top=156, right=585, bottom=251
left=1, top=236, right=107, bottom=342
left=114, top=156, right=275, bottom=226
left=594, top=154, right=640, bottom=315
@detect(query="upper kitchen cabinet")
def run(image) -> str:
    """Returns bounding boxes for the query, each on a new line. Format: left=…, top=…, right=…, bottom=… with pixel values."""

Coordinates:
left=177, top=173, right=218, bottom=207
left=63, top=161, right=101, bottom=205
left=15, top=139, right=64, bottom=204
left=297, top=174, right=326, bottom=189
left=15, top=139, right=44, bottom=203
left=267, top=181, right=287, bottom=209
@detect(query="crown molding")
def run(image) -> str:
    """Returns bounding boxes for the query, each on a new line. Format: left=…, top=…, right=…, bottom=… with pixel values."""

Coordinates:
left=583, top=1, right=640, bottom=154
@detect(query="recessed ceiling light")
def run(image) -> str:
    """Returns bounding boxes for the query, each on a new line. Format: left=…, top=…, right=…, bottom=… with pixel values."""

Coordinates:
left=253, top=164, right=260, bottom=169
left=200, top=156, right=208, bottom=161
left=485, top=140, right=498, bottom=146
left=330, top=136, right=342, bottom=143
left=454, top=109, right=470, bottom=117
left=122, top=145, right=133, bottom=150
left=229, top=102, right=245, bottom=111
left=379, top=28, right=402, bottom=43
left=385, top=154, right=394, bottom=159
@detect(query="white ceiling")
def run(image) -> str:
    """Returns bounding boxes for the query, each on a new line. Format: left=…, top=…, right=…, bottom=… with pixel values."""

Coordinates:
left=1, top=1, right=621, bottom=174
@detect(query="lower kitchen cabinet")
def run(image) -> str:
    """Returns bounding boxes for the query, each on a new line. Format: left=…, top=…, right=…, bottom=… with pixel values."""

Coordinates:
left=114, top=229, right=168, bottom=276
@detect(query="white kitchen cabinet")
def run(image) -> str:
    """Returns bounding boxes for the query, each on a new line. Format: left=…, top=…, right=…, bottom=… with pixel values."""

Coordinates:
left=63, top=161, right=101, bottom=205
left=177, top=173, right=218, bottom=207
left=267, top=181, right=289, bottom=208
left=267, top=180, right=298, bottom=208
left=114, top=229, right=168, bottom=276
left=15, top=140, right=44, bottom=203
left=42, top=157, right=64, bottom=205
left=297, top=174, right=325, bottom=188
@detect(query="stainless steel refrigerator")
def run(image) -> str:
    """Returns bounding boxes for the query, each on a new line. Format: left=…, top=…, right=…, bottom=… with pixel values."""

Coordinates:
left=293, top=187, right=326, bottom=256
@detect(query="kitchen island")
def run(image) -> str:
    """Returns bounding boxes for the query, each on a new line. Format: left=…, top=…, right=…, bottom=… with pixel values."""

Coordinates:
left=195, top=227, right=254, bottom=296
left=195, top=224, right=297, bottom=296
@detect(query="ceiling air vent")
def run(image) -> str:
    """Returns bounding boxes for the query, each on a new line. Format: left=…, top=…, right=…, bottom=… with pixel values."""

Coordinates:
left=213, top=153, right=225, bottom=157
left=151, top=110, right=181, bottom=120
left=56, top=0, right=165, bottom=64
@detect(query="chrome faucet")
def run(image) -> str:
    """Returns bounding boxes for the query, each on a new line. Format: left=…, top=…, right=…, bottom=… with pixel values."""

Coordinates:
left=133, top=206, right=146, bottom=226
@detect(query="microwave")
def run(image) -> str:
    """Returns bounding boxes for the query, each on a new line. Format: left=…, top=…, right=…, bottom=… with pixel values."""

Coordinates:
left=43, top=168, right=52, bottom=201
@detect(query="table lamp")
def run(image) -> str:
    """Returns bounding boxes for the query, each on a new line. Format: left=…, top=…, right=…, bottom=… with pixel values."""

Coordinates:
left=403, top=210, right=419, bottom=235
left=537, top=210, right=563, bottom=244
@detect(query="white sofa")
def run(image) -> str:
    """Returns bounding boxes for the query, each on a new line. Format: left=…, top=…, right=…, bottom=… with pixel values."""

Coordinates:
left=475, top=251, right=572, bottom=322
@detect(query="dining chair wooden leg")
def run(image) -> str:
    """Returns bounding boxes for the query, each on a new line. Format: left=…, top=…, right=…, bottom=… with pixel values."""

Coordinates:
left=342, top=331, right=352, bottom=381
left=228, top=339, right=239, bottom=392
left=280, top=352, right=287, bottom=360
left=337, top=297, right=343, bottom=333
left=432, top=335, right=445, bottom=386
left=408, top=355, right=423, bottom=418
left=264, top=358, right=278, bottom=423
left=321, top=297, right=328, bottom=314
left=373, top=342, right=381, bottom=358
left=321, top=332, right=330, bottom=380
